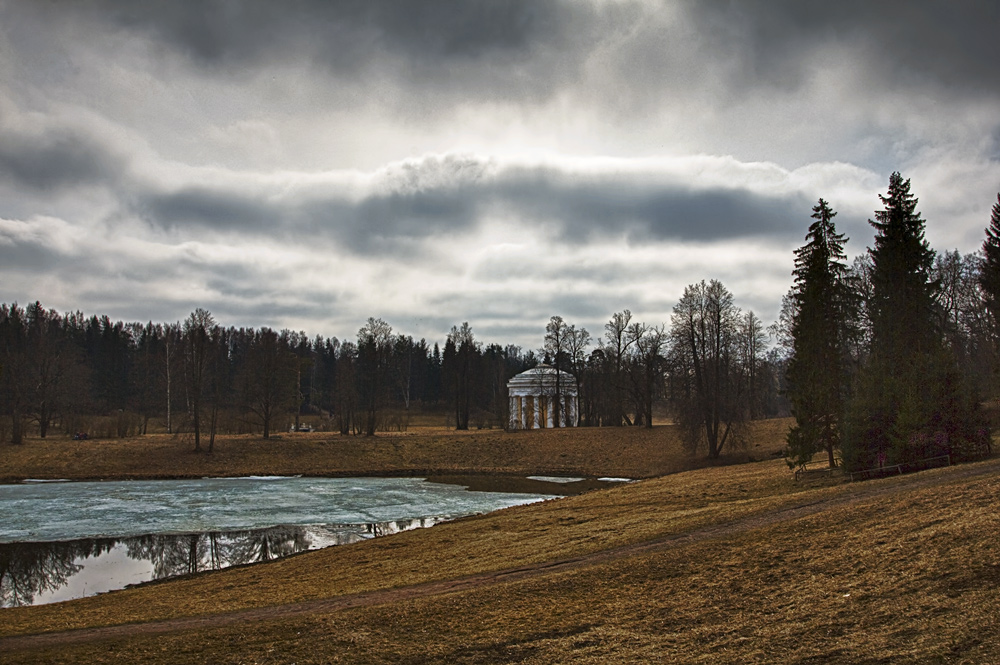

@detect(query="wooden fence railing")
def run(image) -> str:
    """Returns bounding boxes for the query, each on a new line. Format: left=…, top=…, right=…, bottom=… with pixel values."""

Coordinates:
left=845, top=454, right=951, bottom=482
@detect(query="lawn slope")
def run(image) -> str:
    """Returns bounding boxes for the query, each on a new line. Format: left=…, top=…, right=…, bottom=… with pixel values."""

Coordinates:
left=2, top=448, right=999, bottom=664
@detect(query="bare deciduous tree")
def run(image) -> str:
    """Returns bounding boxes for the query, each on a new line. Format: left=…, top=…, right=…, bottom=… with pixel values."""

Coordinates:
left=183, top=309, right=216, bottom=452
left=357, top=318, right=395, bottom=436
left=668, top=280, right=743, bottom=458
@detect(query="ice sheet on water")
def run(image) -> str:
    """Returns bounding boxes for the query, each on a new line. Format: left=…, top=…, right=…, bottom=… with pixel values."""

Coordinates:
left=526, top=476, right=587, bottom=484
left=207, top=475, right=303, bottom=480
left=0, top=477, right=551, bottom=543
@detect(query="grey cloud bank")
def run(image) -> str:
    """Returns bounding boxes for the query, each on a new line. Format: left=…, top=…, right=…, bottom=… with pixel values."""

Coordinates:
left=0, top=0, right=998, bottom=347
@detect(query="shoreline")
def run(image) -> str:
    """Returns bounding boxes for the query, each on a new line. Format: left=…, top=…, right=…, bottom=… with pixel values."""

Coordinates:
left=0, top=419, right=794, bottom=485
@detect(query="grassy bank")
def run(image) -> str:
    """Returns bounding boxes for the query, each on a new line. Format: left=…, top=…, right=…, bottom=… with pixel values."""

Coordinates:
left=3, top=420, right=998, bottom=663
left=0, top=419, right=792, bottom=483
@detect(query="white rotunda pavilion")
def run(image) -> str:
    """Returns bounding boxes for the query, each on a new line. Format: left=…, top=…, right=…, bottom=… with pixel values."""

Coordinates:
left=507, top=364, right=579, bottom=429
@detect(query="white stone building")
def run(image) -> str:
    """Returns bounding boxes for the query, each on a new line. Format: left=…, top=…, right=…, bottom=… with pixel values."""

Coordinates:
left=507, top=364, right=579, bottom=429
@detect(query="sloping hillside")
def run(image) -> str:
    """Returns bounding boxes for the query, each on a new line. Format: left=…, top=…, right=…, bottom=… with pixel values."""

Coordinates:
left=3, top=447, right=998, bottom=664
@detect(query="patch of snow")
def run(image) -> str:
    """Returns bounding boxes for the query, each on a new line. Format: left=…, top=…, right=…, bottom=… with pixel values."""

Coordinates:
left=526, top=476, right=586, bottom=484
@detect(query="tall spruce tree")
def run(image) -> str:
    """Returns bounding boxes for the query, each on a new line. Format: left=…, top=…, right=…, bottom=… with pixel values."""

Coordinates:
left=842, top=173, right=985, bottom=470
left=979, top=193, right=1000, bottom=343
left=867, top=172, right=937, bottom=362
left=785, top=199, right=857, bottom=469
left=843, top=173, right=937, bottom=470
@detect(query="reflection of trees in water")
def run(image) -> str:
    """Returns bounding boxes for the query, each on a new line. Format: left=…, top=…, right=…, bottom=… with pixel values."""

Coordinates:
left=125, top=526, right=312, bottom=579
left=226, top=525, right=309, bottom=564
left=126, top=533, right=207, bottom=579
left=0, top=539, right=115, bottom=607
left=1, top=520, right=443, bottom=607
left=366, top=517, right=440, bottom=537
left=0, top=527, right=314, bottom=606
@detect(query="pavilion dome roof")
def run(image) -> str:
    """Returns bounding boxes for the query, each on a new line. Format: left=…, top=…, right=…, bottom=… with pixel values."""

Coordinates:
left=507, top=364, right=578, bottom=393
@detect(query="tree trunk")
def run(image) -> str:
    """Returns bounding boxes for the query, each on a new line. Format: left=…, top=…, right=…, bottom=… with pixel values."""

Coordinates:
left=644, top=372, right=654, bottom=429
left=166, top=340, right=172, bottom=434
left=208, top=403, right=218, bottom=453
left=11, top=412, right=24, bottom=445
left=192, top=407, right=201, bottom=451
left=38, top=404, right=49, bottom=438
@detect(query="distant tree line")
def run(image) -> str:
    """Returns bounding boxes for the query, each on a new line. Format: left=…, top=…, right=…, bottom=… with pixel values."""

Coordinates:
left=0, top=308, right=543, bottom=446
left=0, top=292, right=785, bottom=454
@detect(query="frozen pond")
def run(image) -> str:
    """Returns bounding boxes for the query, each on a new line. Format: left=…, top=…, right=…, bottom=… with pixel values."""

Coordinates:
left=0, top=476, right=559, bottom=607
left=0, top=476, right=554, bottom=543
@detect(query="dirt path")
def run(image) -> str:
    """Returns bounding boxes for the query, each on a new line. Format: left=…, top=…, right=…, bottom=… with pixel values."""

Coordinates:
left=4, top=459, right=997, bottom=653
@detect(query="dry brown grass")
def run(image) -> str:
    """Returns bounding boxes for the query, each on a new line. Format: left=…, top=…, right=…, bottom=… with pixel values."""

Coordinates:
left=3, top=421, right=999, bottom=664
left=0, top=455, right=814, bottom=637
left=0, top=419, right=791, bottom=482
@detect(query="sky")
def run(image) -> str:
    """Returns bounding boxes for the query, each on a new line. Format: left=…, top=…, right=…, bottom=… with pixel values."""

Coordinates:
left=1, top=0, right=998, bottom=349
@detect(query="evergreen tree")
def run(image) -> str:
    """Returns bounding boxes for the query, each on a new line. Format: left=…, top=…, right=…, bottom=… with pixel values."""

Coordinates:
left=844, top=173, right=937, bottom=469
left=842, top=173, right=985, bottom=471
left=979, top=193, right=1000, bottom=345
left=867, top=172, right=937, bottom=361
left=785, top=200, right=857, bottom=468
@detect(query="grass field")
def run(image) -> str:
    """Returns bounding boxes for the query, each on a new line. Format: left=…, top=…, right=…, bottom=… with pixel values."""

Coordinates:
left=2, top=421, right=999, bottom=663
left=0, top=419, right=792, bottom=483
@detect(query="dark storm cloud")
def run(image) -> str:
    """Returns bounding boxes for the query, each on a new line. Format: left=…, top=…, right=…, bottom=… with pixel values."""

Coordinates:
left=685, top=0, right=1000, bottom=95
left=2, top=0, right=994, bottom=348
left=139, top=186, right=278, bottom=232
left=128, top=157, right=811, bottom=252
left=123, top=0, right=565, bottom=63
left=102, top=0, right=1000, bottom=99
left=70, top=0, right=600, bottom=99
left=0, top=125, right=124, bottom=191
left=0, top=221, right=337, bottom=331
left=493, top=167, right=810, bottom=244
left=13, top=0, right=994, bottom=138
left=0, top=237, right=64, bottom=273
